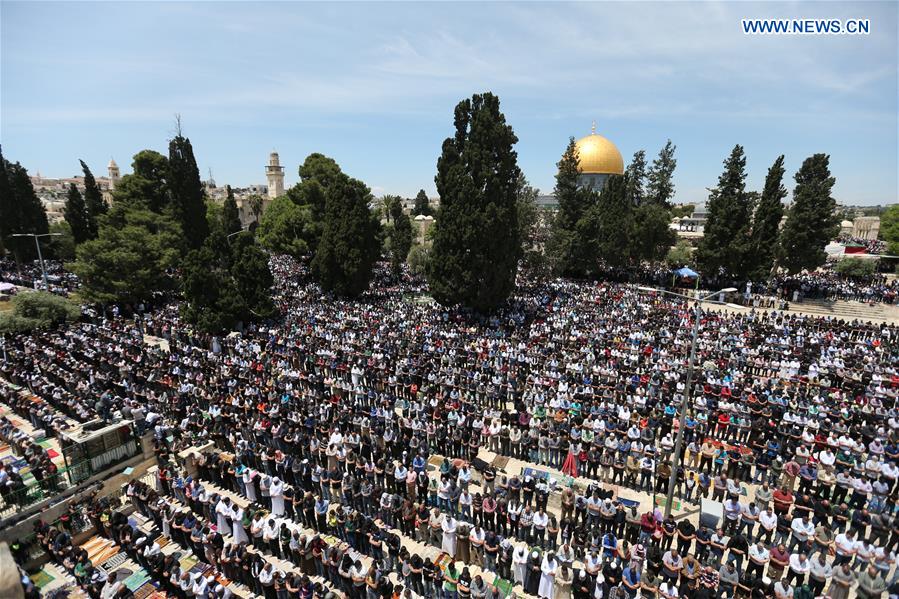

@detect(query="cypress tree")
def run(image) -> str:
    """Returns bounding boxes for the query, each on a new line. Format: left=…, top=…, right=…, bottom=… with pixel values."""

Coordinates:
left=412, top=189, right=432, bottom=216
left=748, top=155, right=786, bottom=279
left=168, top=134, right=209, bottom=248
left=646, top=140, right=677, bottom=207
left=778, top=154, right=839, bottom=273
left=548, top=137, right=595, bottom=277
left=385, top=199, right=413, bottom=277
left=311, top=173, right=381, bottom=296
left=222, top=185, right=243, bottom=235
left=428, top=92, right=521, bottom=310
left=696, top=145, right=752, bottom=278
left=79, top=160, right=107, bottom=224
left=0, top=146, right=15, bottom=249
left=2, top=159, right=49, bottom=260
left=625, top=150, right=647, bottom=206
left=578, top=173, right=635, bottom=270
left=64, top=183, right=94, bottom=244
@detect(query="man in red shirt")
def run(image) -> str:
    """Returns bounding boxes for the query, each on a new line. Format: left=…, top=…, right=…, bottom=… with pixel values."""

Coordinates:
left=772, top=487, right=794, bottom=516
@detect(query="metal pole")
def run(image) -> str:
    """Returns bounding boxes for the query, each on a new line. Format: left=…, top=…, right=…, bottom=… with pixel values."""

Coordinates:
left=664, top=300, right=702, bottom=518
left=34, top=235, right=49, bottom=290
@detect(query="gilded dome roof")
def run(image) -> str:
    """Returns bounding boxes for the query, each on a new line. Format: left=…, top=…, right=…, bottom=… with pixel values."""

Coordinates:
left=574, top=127, right=624, bottom=175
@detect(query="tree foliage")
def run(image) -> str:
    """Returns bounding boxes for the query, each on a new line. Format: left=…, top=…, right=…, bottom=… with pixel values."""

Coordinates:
left=879, top=204, right=899, bottom=256
left=0, top=148, right=50, bottom=260
left=428, top=92, right=521, bottom=310
left=778, top=154, right=840, bottom=274
left=70, top=205, right=184, bottom=305
left=384, top=196, right=413, bottom=276
left=168, top=134, right=209, bottom=248
left=666, top=239, right=694, bottom=267
left=0, top=291, right=81, bottom=334
left=79, top=159, right=107, bottom=222
left=547, top=137, right=595, bottom=277
left=632, top=203, right=676, bottom=262
left=257, top=196, right=314, bottom=260
left=64, top=183, right=95, bottom=244
left=625, top=150, right=647, bottom=206
left=412, top=189, right=432, bottom=216
left=696, top=145, right=752, bottom=278
left=310, top=163, right=381, bottom=296
left=112, top=150, right=170, bottom=212
left=222, top=185, right=243, bottom=235
left=834, top=257, right=875, bottom=278
left=748, top=155, right=786, bottom=279
left=577, top=174, right=634, bottom=271
left=46, top=221, right=76, bottom=261
left=180, top=231, right=274, bottom=334
left=646, top=140, right=677, bottom=207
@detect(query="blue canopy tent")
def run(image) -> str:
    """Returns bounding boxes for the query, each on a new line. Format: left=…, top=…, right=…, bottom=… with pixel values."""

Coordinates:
left=672, top=267, right=700, bottom=289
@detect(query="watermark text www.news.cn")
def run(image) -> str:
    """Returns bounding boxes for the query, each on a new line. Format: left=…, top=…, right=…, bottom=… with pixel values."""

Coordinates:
left=742, top=18, right=870, bottom=35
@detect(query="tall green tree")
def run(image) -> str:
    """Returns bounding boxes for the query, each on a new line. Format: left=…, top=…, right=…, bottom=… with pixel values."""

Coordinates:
left=230, top=233, right=275, bottom=319
left=577, top=174, right=634, bottom=271
left=46, top=221, right=76, bottom=261
left=222, top=185, right=243, bottom=235
left=71, top=205, right=184, bottom=305
left=547, top=137, right=595, bottom=277
left=428, top=92, right=521, bottom=310
left=384, top=196, right=413, bottom=276
left=168, top=134, right=209, bottom=248
left=696, top=145, right=752, bottom=278
left=79, top=160, right=107, bottom=224
left=1, top=155, right=50, bottom=260
left=646, top=140, right=677, bottom=207
left=777, top=154, right=840, bottom=273
left=632, top=204, right=676, bottom=262
left=257, top=196, right=314, bottom=259
left=112, top=150, right=170, bottom=213
left=64, top=183, right=95, bottom=243
left=625, top=150, right=647, bottom=206
left=412, top=189, right=432, bottom=216
left=880, top=204, right=899, bottom=256
left=748, top=155, right=786, bottom=279
left=311, top=167, right=381, bottom=296
left=181, top=239, right=246, bottom=334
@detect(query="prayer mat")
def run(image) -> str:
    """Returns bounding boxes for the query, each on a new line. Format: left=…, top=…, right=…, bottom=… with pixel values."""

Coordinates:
left=47, top=448, right=60, bottom=458
left=102, top=552, right=128, bottom=570
left=179, top=554, right=200, bottom=571
left=133, top=582, right=158, bottom=599
left=124, top=570, right=152, bottom=592
left=491, top=455, right=510, bottom=470
left=493, top=577, right=514, bottom=598
left=29, top=570, right=54, bottom=589
left=434, top=551, right=452, bottom=572
left=90, top=545, right=121, bottom=565
left=154, top=535, right=171, bottom=549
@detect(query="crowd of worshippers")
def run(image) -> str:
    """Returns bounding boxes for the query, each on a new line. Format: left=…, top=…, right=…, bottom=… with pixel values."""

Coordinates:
left=765, top=270, right=897, bottom=305
left=0, top=258, right=80, bottom=296
left=0, top=414, right=63, bottom=507
left=2, top=256, right=898, bottom=598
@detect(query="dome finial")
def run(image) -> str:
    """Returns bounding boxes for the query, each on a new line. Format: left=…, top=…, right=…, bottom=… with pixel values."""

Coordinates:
left=591, top=120, right=596, bottom=135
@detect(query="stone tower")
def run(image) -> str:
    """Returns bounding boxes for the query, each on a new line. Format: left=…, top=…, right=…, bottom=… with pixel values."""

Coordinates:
left=266, top=152, right=285, bottom=199
left=107, top=158, right=120, bottom=190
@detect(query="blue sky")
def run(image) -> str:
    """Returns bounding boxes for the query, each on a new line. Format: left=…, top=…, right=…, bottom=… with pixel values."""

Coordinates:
left=2, top=1, right=896, bottom=205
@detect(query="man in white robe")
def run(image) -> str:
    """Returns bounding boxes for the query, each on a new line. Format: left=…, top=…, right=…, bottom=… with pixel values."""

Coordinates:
left=513, top=545, right=528, bottom=585
left=539, top=552, right=558, bottom=599
left=231, top=505, right=249, bottom=544
left=270, top=477, right=285, bottom=516
left=215, top=497, right=232, bottom=537
left=441, top=515, right=457, bottom=556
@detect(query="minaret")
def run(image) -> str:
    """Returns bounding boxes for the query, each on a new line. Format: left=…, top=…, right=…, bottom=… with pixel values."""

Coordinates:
left=107, top=158, right=120, bottom=190
left=265, top=151, right=285, bottom=199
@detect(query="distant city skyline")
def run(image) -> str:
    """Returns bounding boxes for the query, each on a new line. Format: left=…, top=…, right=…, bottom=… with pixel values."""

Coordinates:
left=2, top=1, right=896, bottom=205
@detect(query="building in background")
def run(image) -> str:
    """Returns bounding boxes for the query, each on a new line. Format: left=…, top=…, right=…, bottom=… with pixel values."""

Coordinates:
left=573, top=122, right=625, bottom=193
left=265, top=151, right=285, bottom=199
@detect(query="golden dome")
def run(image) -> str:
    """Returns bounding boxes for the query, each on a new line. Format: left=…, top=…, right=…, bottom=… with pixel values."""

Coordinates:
left=574, top=125, right=624, bottom=175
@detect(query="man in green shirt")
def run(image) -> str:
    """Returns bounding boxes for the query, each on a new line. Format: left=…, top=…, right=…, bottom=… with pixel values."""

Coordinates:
left=443, top=562, right=460, bottom=599
left=856, top=564, right=887, bottom=599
